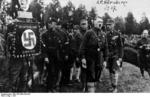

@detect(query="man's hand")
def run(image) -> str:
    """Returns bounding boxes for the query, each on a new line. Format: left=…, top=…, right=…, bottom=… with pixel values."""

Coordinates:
left=139, top=46, right=143, bottom=49
left=28, top=79, right=32, bottom=88
left=81, top=58, right=86, bottom=64
left=117, top=58, right=122, bottom=66
left=65, top=55, right=69, bottom=60
left=103, top=61, right=107, bottom=68
left=76, top=57, right=79, bottom=62
left=118, top=58, right=122, bottom=62
left=44, top=57, right=49, bottom=64
left=81, top=58, right=87, bottom=69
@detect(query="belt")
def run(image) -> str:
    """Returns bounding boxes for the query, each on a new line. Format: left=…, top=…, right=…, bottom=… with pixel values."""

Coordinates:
left=108, top=51, right=118, bottom=57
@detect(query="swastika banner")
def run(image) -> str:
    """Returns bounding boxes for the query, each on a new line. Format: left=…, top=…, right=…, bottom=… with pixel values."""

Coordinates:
left=11, top=22, right=41, bottom=58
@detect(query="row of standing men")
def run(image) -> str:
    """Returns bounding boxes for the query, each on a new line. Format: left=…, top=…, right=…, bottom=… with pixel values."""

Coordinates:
left=41, top=17, right=124, bottom=93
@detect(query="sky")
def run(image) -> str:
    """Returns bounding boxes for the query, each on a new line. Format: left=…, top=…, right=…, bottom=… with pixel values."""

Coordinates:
left=43, top=0, right=150, bottom=23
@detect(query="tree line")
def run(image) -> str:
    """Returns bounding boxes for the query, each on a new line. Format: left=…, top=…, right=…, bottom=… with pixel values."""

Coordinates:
left=1, top=0, right=150, bottom=35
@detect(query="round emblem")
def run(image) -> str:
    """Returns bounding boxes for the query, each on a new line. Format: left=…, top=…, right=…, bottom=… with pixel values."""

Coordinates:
left=21, top=29, right=37, bottom=50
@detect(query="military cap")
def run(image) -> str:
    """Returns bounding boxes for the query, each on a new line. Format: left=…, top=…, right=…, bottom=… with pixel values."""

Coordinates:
left=106, top=19, right=114, bottom=25
left=47, top=17, right=57, bottom=23
left=80, top=19, right=87, bottom=23
left=45, top=17, right=57, bottom=29
left=95, top=17, right=103, bottom=22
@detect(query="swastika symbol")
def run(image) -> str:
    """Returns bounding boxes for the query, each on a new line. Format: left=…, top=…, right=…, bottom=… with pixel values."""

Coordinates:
left=21, top=29, right=37, bottom=50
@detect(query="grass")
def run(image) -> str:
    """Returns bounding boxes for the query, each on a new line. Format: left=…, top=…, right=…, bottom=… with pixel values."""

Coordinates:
left=33, top=62, right=150, bottom=93
left=97, top=62, right=150, bottom=93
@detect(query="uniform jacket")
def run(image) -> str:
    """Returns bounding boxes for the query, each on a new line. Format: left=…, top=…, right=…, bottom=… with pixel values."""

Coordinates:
left=137, top=37, right=150, bottom=47
left=137, top=37, right=150, bottom=54
left=79, top=28, right=108, bottom=61
left=106, top=30, right=124, bottom=58
left=68, top=31, right=83, bottom=56
left=42, top=28, right=68, bottom=59
left=42, top=29, right=62, bottom=52
left=80, top=28, right=87, bottom=36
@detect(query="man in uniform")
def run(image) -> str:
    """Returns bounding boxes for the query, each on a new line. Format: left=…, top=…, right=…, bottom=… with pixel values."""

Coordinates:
left=69, top=25, right=83, bottom=82
left=80, top=18, right=108, bottom=92
left=79, top=19, right=89, bottom=91
left=105, top=19, right=124, bottom=92
left=137, top=29, right=150, bottom=77
left=59, top=22, right=82, bottom=86
left=42, top=18, right=64, bottom=92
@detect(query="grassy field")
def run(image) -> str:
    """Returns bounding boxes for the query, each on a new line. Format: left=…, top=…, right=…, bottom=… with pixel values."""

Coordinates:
left=96, top=62, right=150, bottom=93
left=60, top=62, right=150, bottom=93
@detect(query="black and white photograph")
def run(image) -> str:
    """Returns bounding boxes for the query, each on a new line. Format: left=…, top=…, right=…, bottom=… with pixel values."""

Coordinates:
left=0, top=0, right=150, bottom=94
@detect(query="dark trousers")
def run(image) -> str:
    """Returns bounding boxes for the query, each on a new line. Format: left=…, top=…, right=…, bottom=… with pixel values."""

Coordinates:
left=9, top=58, right=28, bottom=92
left=107, top=56, right=120, bottom=89
left=86, top=56, right=98, bottom=82
left=81, top=55, right=102, bottom=92
left=139, top=52, right=150, bottom=76
left=47, top=54, right=60, bottom=91
left=81, top=67, right=87, bottom=90
left=84, top=51, right=104, bottom=82
left=60, top=51, right=76, bottom=85
left=0, top=57, right=9, bottom=92
left=61, top=60, right=71, bottom=85
left=107, top=56, right=120, bottom=74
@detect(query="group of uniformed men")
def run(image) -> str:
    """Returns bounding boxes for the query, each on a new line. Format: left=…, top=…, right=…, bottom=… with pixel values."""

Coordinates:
left=40, top=17, right=124, bottom=93
left=1, top=11, right=150, bottom=93
left=1, top=0, right=150, bottom=94
left=0, top=2, right=125, bottom=91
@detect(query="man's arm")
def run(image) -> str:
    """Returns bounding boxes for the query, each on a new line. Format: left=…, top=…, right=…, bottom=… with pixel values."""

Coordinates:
left=118, top=34, right=124, bottom=59
left=103, top=34, right=108, bottom=62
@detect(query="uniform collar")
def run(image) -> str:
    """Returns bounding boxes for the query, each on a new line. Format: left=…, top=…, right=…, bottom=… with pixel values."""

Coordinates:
left=80, top=28, right=86, bottom=35
left=93, top=27, right=100, bottom=32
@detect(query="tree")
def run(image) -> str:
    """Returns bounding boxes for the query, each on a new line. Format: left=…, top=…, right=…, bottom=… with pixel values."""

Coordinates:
left=78, top=4, right=88, bottom=19
left=73, top=4, right=88, bottom=25
left=0, top=0, right=3, bottom=8
left=125, top=12, right=137, bottom=35
left=28, top=0, right=42, bottom=22
left=88, top=7, right=97, bottom=27
left=102, top=12, right=112, bottom=25
left=139, top=13, right=150, bottom=34
left=114, top=16, right=125, bottom=34
left=61, top=1, right=75, bottom=22
left=43, top=0, right=61, bottom=24
left=89, top=7, right=97, bottom=20
left=50, top=0, right=61, bottom=18
left=134, top=22, right=140, bottom=35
